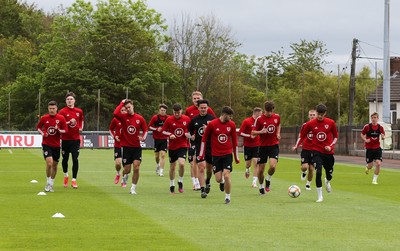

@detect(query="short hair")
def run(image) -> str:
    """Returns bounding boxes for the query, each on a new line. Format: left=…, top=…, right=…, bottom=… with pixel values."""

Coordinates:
left=173, top=103, right=182, bottom=111
left=191, top=91, right=203, bottom=97
left=124, top=99, right=133, bottom=106
left=371, top=112, right=379, bottom=117
left=221, top=106, right=234, bottom=115
left=253, top=107, right=262, bottom=113
left=159, top=104, right=168, bottom=110
left=65, top=92, right=76, bottom=99
left=264, top=101, right=274, bottom=112
left=197, top=99, right=209, bottom=106
left=315, top=104, right=327, bottom=114
left=48, top=100, right=57, bottom=106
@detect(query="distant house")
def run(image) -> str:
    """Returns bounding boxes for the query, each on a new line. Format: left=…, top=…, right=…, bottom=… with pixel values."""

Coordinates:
left=367, top=57, right=400, bottom=124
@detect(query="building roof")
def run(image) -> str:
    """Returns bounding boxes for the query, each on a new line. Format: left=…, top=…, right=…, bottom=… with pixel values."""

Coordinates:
left=368, top=75, right=400, bottom=102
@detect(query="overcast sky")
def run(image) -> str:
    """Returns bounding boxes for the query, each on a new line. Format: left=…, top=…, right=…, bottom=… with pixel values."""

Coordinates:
left=26, top=0, right=400, bottom=73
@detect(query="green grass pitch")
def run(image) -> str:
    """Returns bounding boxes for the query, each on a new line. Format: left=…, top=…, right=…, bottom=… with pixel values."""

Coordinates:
left=1, top=148, right=399, bottom=250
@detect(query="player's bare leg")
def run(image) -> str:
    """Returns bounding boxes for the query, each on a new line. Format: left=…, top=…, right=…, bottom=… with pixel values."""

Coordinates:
left=158, top=150, right=166, bottom=176
left=258, top=163, right=266, bottom=194
left=372, top=160, right=381, bottom=184
left=169, top=161, right=176, bottom=193
left=305, top=164, right=314, bottom=190
left=223, top=170, right=231, bottom=204
left=265, top=158, right=277, bottom=192
left=177, top=157, right=186, bottom=193
left=130, top=160, right=141, bottom=194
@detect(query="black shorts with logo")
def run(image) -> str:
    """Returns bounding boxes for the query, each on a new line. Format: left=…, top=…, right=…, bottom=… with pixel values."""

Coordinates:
left=114, top=147, right=122, bottom=160
left=300, top=149, right=313, bottom=165
left=42, top=144, right=61, bottom=162
left=122, top=146, right=142, bottom=165
left=366, top=148, right=383, bottom=163
left=258, top=145, right=279, bottom=164
left=169, top=148, right=187, bottom=163
left=154, top=139, right=168, bottom=153
left=243, top=146, right=259, bottom=161
left=212, top=154, right=233, bottom=173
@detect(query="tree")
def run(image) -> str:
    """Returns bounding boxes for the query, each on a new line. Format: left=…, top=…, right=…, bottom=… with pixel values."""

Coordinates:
left=39, top=0, right=178, bottom=130
left=168, top=13, right=240, bottom=105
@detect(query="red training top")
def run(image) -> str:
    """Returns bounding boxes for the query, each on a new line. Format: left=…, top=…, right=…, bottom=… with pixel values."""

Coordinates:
left=37, top=114, right=68, bottom=147
left=239, top=116, right=260, bottom=147
left=59, top=106, right=84, bottom=140
left=254, top=113, right=281, bottom=146
left=113, top=102, right=148, bottom=148
left=162, top=115, right=191, bottom=150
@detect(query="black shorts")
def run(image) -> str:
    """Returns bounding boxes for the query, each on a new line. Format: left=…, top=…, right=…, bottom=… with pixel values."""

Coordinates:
left=42, top=144, right=61, bottom=162
left=114, top=147, right=122, bottom=160
left=243, top=146, right=259, bottom=161
left=197, top=153, right=213, bottom=164
left=258, top=145, right=279, bottom=164
left=366, top=148, right=383, bottom=163
left=122, top=146, right=142, bottom=165
left=212, top=154, right=233, bottom=173
left=169, top=148, right=187, bottom=163
left=300, top=149, right=313, bottom=165
left=188, top=142, right=196, bottom=162
left=61, top=139, right=80, bottom=156
left=313, top=151, right=335, bottom=170
left=154, top=139, right=168, bottom=153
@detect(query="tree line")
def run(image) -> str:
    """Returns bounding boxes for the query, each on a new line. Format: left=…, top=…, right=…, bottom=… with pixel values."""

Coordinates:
left=0, top=0, right=379, bottom=131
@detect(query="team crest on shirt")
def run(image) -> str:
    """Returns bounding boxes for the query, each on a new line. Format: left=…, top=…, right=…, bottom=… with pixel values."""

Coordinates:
left=56, top=120, right=59, bottom=124
left=227, top=127, right=231, bottom=132
left=183, top=122, right=187, bottom=126
left=136, top=120, right=140, bottom=124
left=325, top=125, right=329, bottom=129
left=274, top=119, right=278, bottom=123
left=76, top=113, right=80, bottom=117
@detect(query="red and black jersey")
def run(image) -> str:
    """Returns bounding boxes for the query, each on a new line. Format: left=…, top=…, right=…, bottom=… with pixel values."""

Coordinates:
left=239, top=116, right=260, bottom=147
left=188, top=113, right=216, bottom=149
left=185, top=105, right=216, bottom=119
left=199, top=118, right=239, bottom=162
left=148, top=114, right=169, bottom=140
left=299, top=117, right=338, bottom=154
left=109, top=117, right=123, bottom=148
left=37, top=114, right=67, bottom=147
left=59, top=106, right=84, bottom=140
left=162, top=115, right=191, bottom=150
left=299, top=122, right=314, bottom=151
left=114, top=102, right=148, bottom=148
left=254, top=113, right=280, bottom=146
left=361, top=123, right=385, bottom=149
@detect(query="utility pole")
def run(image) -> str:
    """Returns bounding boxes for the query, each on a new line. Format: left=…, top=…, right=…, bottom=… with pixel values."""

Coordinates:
left=348, top=38, right=358, bottom=126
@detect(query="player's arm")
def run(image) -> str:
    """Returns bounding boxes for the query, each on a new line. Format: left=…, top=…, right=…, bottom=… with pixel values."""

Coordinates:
left=148, top=116, right=157, bottom=131
left=57, top=116, right=68, bottom=134
left=161, top=119, right=174, bottom=138
left=79, top=110, right=84, bottom=132
left=294, top=123, right=309, bottom=149
left=239, top=121, right=251, bottom=138
left=276, top=123, right=281, bottom=140
left=381, top=126, right=386, bottom=140
left=36, top=118, right=47, bottom=137
left=231, top=124, right=240, bottom=164
left=113, top=101, right=125, bottom=119
left=198, top=123, right=211, bottom=160
left=139, top=117, right=148, bottom=141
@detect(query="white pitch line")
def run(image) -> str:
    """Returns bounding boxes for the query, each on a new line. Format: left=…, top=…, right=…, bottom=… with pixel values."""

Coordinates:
left=8, top=149, right=13, bottom=154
